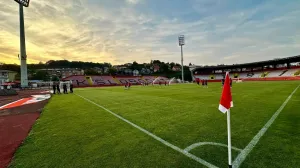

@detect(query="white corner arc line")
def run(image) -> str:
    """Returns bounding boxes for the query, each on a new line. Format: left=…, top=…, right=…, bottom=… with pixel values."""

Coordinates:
left=76, top=94, right=218, bottom=168
left=184, top=142, right=242, bottom=152
left=233, top=84, right=300, bottom=168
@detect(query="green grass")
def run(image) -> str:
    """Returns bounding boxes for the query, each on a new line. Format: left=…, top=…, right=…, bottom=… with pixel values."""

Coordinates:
left=10, top=81, right=300, bottom=168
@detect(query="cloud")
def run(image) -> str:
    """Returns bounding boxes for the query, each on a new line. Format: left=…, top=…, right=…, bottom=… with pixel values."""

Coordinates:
left=0, top=0, right=299, bottom=65
left=126, top=0, right=141, bottom=5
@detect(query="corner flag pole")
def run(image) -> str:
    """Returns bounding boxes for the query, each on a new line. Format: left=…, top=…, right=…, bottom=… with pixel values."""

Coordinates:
left=227, top=109, right=232, bottom=168
left=218, top=72, right=233, bottom=168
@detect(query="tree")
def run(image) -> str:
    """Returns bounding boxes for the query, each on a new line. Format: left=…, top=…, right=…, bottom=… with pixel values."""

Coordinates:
left=31, top=70, right=50, bottom=81
left=15, top=73, right=21, bottom=81
left=170, top=62, right=175, bottom=69
left=152, top=60, right=161, bottom=65
left=161, top=63, right=169, bottom=73
left=51, top=75, right=59, bottom=81
left=0, top=64, right=20, bottom=73
left=85, top=69, right=100, bottom=75
left=131, top=61, right=139, bottom=70
left=108, top=67, right=117, bottom=75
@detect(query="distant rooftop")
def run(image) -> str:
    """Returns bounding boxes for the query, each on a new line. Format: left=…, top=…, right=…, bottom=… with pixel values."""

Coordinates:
left=190, top=55, right=300, bottom=70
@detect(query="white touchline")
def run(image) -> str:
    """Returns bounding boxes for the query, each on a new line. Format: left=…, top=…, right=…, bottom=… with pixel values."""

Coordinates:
left=76, top=94, right=218, bottom=168
left=233, top=84, right=300, bottom=168
left=184, top=142, right=242, bottom=152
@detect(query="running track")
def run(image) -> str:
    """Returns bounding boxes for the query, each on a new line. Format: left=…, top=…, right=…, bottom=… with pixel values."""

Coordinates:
left=0, top=113, right=40, bottom=168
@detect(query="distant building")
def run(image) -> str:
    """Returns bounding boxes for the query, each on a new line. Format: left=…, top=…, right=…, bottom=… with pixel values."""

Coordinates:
left=133, top=69, right=139, bottom=76
left=124, top=68, right=133, bottom=75
left=113, top=65, right=128, bottom=71
left=39, top=68, right=84, bottom=78
left=172, top=66, right=181, bottom=72
left=140, top=68, right=151, bottom=75
left=93, top=67, right=103, bottom=74
left=91, top=67, right=110, bottom=74
left=104, top=67, right=109, bottom=73
left=153, top=65, right=160, bottom=72
left=0, top=70, right=17, bottom=85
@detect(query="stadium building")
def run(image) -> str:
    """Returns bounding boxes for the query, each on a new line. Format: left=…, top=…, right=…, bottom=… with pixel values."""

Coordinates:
left=0, top=70, right=17, bottom=85
left=190, top=55, right=300, bottom=82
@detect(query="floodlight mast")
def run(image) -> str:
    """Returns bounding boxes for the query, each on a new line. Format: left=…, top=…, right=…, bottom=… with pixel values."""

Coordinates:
left=14, top=0, right=30, bottom=87
left=178, top=35, right=185, bottom=83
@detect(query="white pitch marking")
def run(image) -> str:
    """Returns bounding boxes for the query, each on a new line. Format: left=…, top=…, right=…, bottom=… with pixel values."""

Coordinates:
left=184, top=142, right=242, bottom=152
left=0, top=98, right=24, bottom=109
left=233, top=84, right=300, bottom=168
left=76, top=94, right=218, bottom=168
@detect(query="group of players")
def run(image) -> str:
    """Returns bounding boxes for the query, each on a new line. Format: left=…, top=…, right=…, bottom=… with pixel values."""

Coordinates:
left=196, top=79, right=209, bottom=87
left=158, top=81, right=169, bottom=86
left=222, top=78, right=233, bottom=87
left=196, top=78, right=233, bottom=88
left=125, top=80, right=169, bottom=89
left=140, top=80, right=169, bottom=86
left=52, top=82, right=74, bottom=94
left=124, top=82, right=132, bottom=89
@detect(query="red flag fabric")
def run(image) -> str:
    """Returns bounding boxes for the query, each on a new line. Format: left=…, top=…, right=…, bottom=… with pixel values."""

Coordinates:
left=219, top=72, right=233, bottom=113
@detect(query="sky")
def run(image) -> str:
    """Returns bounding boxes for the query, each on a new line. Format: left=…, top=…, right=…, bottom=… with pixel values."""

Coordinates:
left=0, top=0, right=299, bottom=66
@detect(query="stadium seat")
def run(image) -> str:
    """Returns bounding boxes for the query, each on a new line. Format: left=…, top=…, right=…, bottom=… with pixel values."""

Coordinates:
left=267, top=70, right=285, bottom=77
left=282, top=69, right=300, bottom=76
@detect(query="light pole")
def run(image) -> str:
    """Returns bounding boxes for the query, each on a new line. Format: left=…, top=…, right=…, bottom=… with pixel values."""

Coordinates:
left=178, top=35, right=185, bottom=83
left=14, top=0, right=30, bottom=88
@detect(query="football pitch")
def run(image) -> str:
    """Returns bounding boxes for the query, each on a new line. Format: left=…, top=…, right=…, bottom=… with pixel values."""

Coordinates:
left=10, top=81, right=300, bottom=168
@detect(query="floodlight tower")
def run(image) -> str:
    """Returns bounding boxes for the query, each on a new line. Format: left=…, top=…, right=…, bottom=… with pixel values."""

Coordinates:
left=178, top=35, right=185, bottom=83
left=14, top=0, right=30, bottom=87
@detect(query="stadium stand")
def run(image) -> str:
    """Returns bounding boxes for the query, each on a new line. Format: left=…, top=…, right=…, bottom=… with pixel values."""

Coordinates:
left=279, top=70, right=288, bottom=76
left=62, top=75, right=163, bottom=87
left=190, top=55, right=300, bottom=81
left=283, top=68, right=300, bottom=76
left=266, top=70, right=284, bottom=77
left=214, top=74, right=223, bottom=79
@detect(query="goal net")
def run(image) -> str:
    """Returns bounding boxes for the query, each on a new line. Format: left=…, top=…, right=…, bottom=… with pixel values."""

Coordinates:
left=235, top=78, right=243, bottom=83
left=168, top=77, right=180, bottom=85
left=152, top=77, right=168, bottom=85
left=59, top=81, right=72, bottom=90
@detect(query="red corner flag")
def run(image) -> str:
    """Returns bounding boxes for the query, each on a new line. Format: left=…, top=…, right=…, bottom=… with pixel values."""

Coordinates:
left=219, top=72, right=233, bottom=113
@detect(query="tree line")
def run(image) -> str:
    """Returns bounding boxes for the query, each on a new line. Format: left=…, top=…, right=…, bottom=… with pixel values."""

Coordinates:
left=0, top=60, right=192, bottom=81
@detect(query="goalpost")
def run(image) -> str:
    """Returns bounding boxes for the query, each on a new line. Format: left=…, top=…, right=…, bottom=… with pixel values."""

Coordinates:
left=59, top=81, right=72, bottom=90
left=152, top=77, right=160, bottom=85
left=235, top=78, right=243, bottom=83
left=168, top=77, right=180, bottom=85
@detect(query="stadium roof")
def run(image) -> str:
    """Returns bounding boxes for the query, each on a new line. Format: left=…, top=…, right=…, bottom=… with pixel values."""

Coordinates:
left=190, top=55, right=300, bottom=71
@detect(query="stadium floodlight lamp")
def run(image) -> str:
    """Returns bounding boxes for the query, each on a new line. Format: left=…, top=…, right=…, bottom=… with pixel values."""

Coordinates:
left=14, top=0, right=30, bottom=7
left=178, top=35, right=185, bottom=82
left=178, top=35, right=185, bottom=46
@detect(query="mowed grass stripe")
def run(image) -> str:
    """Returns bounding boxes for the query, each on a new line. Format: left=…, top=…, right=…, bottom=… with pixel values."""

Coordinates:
left=74, top=81, right=300, bottom=167
left=10, top=81, right=300, bottom=168
left=76, top=82, right=299, bottom=149
left=76, top=93, right=217, bottom=168
left=10, top=94, right=204, bottom=168
left=237, top=84, right=300, bottom=168
left=233, top=84, right=300, bottom=168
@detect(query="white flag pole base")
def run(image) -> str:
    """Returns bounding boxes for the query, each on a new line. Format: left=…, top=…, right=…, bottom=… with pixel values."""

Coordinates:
left=227, top=110, right=232, bottom=168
